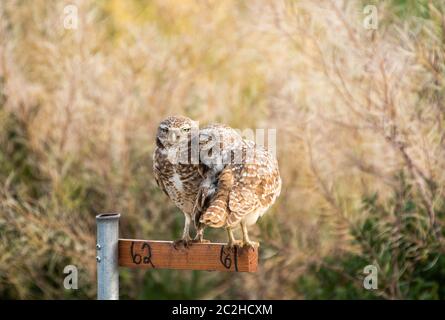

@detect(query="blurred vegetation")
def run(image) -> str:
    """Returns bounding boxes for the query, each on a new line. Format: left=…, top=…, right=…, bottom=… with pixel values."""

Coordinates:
left=298, top=172, right=445, bottom=299
left=0, top=0, right=444, bottom=299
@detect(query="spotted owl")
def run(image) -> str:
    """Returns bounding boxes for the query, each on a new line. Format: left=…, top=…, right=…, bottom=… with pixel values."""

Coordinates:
left=153, top=116, right=205, bottom=247
left=196, top=135, right=281, bottom=248
left=153, top=116, right=244, bottom=247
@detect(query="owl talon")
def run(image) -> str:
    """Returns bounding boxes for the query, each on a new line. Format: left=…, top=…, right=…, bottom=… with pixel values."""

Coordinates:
left=242, top=241, right=259, bottom=250
left=192, top=238, right=210, bottom=243
left=227, top=240, right=242, bottom=250
left=173, top=239, right=192, bottom=250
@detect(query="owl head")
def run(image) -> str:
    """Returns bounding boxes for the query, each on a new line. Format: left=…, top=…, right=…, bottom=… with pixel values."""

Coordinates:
left=156, top=115, right=199, bottom=149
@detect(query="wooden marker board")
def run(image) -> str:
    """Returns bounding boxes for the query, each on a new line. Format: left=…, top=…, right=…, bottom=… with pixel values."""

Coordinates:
left=118, top=239, right=258, bottom=272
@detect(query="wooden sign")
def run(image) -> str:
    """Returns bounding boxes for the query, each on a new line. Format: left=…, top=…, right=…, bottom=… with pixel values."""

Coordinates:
left=118, top=239, right=258, bottom=272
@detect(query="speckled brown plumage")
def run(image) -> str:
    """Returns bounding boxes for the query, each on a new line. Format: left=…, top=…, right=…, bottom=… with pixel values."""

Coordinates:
left=153, top=116, right=205, bottom=245
left=153, top=116, right=281, bottom=248
left=197, top=132, right=282, bottom=248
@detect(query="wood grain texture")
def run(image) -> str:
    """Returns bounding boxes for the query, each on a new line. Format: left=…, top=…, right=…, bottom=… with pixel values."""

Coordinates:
left=118, top=239, right=258, bottom=272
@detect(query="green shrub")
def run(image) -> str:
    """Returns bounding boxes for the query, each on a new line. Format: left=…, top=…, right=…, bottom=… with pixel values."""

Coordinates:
left=297, top=173, right=444, bottom=299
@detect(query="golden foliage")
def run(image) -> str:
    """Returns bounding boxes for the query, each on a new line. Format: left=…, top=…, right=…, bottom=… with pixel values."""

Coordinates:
left=0, top=0, right=444, bottom=299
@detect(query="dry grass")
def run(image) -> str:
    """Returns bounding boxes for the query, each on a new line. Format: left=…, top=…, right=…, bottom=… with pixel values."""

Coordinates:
left=0, top=0, right=444, bottom=299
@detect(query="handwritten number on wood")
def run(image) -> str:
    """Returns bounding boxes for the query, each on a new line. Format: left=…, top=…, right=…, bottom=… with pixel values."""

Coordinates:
left=130, top=241, right=142, bottom=264
left=128, top=241, right=245, bottom=271
left=219, top=246, right=238, bottom=272
left=130, top=241, right=155, bottom=268
left=141, top=242, right=155, bottom=267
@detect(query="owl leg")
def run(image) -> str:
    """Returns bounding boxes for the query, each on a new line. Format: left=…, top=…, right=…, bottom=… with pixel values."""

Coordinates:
left=192, top=225, right=210, bottom=243
left=226, top=227, right=241, bottom=248
left=241, top=221, right=258, bottom=249
left=191, top=187, right=210, bottom=243
left=173, top=214, right=192, bottom=249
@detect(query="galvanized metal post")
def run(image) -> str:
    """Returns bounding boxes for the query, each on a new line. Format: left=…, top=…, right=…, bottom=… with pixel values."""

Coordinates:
left=96, top=213, right=120, bottom=300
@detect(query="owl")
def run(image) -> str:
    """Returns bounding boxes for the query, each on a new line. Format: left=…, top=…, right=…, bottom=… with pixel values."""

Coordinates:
left=197, top=135, right=281, bottom=248
left=153, top=116, right=244, bottom=247
left=153, top=115, right=206, bottom=247
left=154, top=116, right=281, bottom=249
left=191, top=123, right=245, bottom=233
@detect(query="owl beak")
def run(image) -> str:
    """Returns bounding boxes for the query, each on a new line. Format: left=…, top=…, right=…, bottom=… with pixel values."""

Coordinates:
left=168, top=130, right=179, bottom=143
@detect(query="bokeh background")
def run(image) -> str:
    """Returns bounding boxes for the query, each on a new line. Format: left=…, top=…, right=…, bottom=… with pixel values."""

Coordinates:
left=0, top=0, right=444, bottom=299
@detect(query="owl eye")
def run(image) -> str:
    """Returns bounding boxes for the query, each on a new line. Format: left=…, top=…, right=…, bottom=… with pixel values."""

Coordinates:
left=181, top=127, right=191, bottom=133
left=160, top=126, right=168, bottom=132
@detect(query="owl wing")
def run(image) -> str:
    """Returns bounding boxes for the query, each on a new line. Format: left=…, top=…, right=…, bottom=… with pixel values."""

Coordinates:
left=152, top=148, right=169, bottom=197
left=226, top=163, right=261, bottom=226
left=192, top=163, right=212, bottom=228
left=199, top=166, right=234, bottom=228
left=226, top=147, right=281, bottom=226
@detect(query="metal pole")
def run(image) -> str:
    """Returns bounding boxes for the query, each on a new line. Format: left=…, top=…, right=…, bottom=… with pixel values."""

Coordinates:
left=96, top=213, right=120, bottom=300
